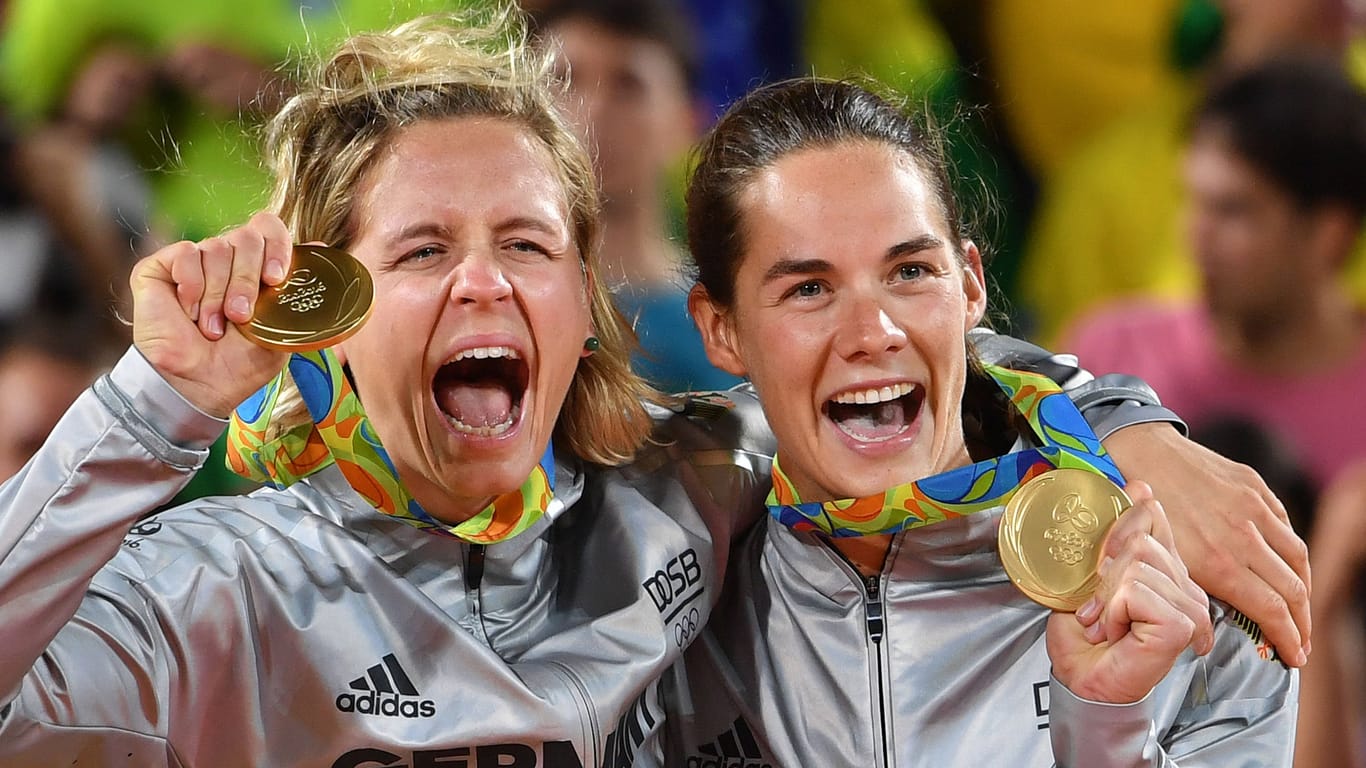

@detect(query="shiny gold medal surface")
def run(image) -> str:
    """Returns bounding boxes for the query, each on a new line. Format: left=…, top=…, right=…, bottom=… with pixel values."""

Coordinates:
left=998, top=468, right=1131, bottom=611
left=240, top=245, right=374, bottom=351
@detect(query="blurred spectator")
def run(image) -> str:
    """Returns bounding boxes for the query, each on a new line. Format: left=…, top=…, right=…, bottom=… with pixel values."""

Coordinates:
left=1298, top=458, right=1366, bottom=768
left=1064, top=56, right=1366, bottom=490
left=0, top=314, right=118, bottom=479
left=1021, top=0, right=1366, bottom=344
left=0, top=102, right=146, bottom=344
left=0, top=0, right=302, bottom=245
left=535, top=0, right=741, bottom=392
left=1191, top=416, right=1365, bottom=768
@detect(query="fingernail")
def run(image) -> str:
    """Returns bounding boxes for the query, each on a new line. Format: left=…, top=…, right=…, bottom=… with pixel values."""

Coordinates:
left=1296, top=649, right=1308, bottom=667
left=1084, top=621, right=1105, bottom=644
left=189, top=302, right=200, bottom=321
left=1099, top=556, right=1115, bottom=577
left=266, top=260, right=287, bottom=283
left=207, top=313, right=224, bottom=337
left=228, top=295, right=250, bottom=319
left=1304, top=639, right=1313, bottom=657
left=1076, top=597, right=1100, bottom=623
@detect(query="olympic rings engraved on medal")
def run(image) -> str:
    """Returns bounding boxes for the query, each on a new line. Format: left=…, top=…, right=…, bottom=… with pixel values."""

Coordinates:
left=1043, top=527, right=1089, bottom=565
left=1045, top=493, right=1098, bottom=566
left=275, top=270, right=329, bottom=313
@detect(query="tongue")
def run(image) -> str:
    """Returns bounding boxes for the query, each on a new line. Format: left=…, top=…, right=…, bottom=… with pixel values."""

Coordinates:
left=830, top=400, right=908, bottom=441
left=438, top=382, right=514, bottom=427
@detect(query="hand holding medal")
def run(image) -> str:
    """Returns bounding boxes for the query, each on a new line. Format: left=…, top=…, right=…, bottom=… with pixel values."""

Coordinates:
left=1030, top=478, right=1217, bottom=704
left=130, top=213, right=373, bottom=418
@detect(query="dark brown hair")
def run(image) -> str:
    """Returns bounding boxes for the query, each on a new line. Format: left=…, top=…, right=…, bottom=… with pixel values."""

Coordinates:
left=685, top=77, right=965, bottom=307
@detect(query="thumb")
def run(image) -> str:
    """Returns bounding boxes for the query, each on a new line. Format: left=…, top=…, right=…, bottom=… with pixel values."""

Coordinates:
left=1124, top=479, right=1154, bottom=505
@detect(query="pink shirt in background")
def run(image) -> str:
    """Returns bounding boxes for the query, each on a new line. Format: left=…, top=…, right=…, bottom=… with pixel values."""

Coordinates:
left=1064, top=301, right=1366, bottom=489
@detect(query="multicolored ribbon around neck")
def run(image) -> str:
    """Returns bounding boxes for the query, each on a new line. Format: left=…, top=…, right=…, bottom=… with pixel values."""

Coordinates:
left=226, top=348, right=554, bottom=544
left=767, top=363, right=1123, bottom=538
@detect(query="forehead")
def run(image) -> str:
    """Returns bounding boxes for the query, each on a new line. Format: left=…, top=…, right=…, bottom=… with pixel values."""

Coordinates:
left=354, top=117, right=571, bottom=236
left=737, top=141, right=946, bottom=256
left=549, top=17, right=688, bottom=82
left=1184, top=129, right=1286, bottom=201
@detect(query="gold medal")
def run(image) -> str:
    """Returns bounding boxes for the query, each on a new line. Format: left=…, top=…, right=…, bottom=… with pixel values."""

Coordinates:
left=240, top=245, right=374, bottom=352
left=998, top=468, right=1131, bottom=612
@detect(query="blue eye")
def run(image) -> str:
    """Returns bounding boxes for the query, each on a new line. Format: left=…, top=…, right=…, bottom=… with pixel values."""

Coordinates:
left=510, top=241, right=549, bottom=255
left=793, top=281, right=823, bottom=298
left=897, top=263, right=925, bottom=281
left=405, top=246, right=441, bottom=262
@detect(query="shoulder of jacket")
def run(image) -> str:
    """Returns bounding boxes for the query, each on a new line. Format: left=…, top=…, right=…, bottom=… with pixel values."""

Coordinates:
left=646, top=385, right=775, bottom=460
left=97, top=484, right=345, bottom=589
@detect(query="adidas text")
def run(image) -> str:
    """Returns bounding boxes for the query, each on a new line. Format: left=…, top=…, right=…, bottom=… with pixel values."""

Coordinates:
left=335, top=690, right=436, bottom=719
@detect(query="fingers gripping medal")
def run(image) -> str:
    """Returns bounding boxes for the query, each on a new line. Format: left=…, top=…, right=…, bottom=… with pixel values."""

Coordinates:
left=240, top=245, right=374, bottom=351
left=998, top=468, right=1132, bottom=612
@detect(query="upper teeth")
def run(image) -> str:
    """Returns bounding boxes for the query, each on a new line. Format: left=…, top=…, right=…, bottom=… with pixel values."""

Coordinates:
left=832, top=382, right=915, bottom=405
left=453, top=346, right=519, bottom=362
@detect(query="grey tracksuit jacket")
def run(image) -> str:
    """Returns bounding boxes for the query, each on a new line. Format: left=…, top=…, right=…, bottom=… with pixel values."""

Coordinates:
left=0, top=333, right=1200, bottom=767
left=652, top=431, right=1298, bottom=767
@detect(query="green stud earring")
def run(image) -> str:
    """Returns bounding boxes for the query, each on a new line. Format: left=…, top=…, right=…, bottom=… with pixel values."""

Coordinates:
left=583, top=336, right=600, bottom=352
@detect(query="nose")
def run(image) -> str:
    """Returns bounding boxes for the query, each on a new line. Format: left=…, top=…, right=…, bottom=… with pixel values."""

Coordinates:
left=835, top=293, right=907, bottom=361
left=449, top=250, right=513, bottom=306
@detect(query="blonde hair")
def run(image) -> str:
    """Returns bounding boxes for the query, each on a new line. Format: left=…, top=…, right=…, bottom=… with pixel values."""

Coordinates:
left=263, top=6, right=661, bottom=465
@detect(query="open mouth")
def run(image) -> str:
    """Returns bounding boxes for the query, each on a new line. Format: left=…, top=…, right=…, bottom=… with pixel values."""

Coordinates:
left=824, top=382, right=923, bottom=443
left=433, top=346, right=530, bottom=437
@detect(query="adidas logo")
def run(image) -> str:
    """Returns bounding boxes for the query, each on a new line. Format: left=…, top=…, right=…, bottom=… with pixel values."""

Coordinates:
left=685, top=717, right=772, bottom=768
left=334, top=653, right=436, bottom=719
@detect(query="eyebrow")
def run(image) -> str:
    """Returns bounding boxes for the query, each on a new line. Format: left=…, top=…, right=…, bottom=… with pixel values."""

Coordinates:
left=760, top=233, right=946, bottom=284
left=388, top=216, right=567, bottom=246
left=390, top=222, right=453, bottom=246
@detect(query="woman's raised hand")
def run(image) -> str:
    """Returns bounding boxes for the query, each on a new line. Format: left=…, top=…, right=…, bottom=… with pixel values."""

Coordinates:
left=1046, top=481, right=1216, bottom=704
left=129, top=211, right=294, bottom=418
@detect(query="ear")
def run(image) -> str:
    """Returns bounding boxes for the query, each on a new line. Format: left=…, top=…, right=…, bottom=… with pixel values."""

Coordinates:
left=1308, top=204, right=1360, bottom=275
left=961, top=240, right=988, bottom=330
left=688, top=284, right=748, bottom=377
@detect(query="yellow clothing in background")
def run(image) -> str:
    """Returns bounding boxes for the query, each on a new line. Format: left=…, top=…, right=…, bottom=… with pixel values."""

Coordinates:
left=987, top=0, right=1185, bottom=179
left=804, top=0, right=954, bottom=95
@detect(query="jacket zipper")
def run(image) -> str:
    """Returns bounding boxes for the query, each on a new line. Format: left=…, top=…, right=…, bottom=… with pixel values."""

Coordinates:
left=465, top=543, right=491, bottom=645
left=863, top=572, right=892, bottom=768
left=823, top=541, right=893, bottom=768
left=466, top=543, right=486, bottom=609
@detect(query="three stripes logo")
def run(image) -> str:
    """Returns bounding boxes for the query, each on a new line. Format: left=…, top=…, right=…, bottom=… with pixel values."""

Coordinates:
left=335, top=653, right=436, bottom=718
left=685, top=718, right=772, bottom=768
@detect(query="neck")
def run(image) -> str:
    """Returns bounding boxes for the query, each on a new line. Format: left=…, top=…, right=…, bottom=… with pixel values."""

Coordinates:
left=830, top=535, right=893, bottom=579
left=825, top=440, right=975, bottom=578
left=420, top=490, right=498, bottom=527
left=599, top=192, right=678, bottom=286
left=1212, top=287, right=1361, bottom=373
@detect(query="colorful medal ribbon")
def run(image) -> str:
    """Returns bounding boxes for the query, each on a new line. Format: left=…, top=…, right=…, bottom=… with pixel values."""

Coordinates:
left=767, top=363, right=1123, bottom=538
left=226, top=348, right=554, bottom=544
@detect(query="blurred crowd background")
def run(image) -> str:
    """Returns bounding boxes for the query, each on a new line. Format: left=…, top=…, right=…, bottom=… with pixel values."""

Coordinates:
left=0, top=0, right=1364, bottom=765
